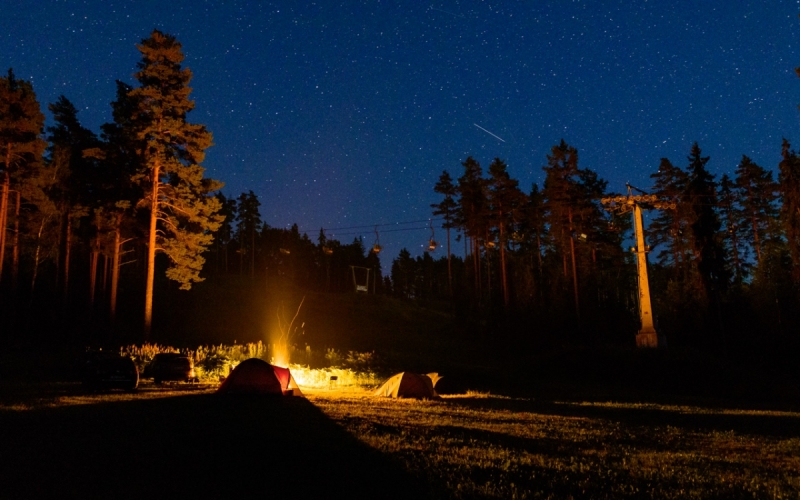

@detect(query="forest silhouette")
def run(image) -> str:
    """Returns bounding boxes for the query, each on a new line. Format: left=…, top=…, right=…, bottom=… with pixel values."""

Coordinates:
left=2, top=30, right=800, bottom=382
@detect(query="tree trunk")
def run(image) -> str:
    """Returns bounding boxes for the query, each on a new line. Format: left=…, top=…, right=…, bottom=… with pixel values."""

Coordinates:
left=569, top=208, right=580, bottom=321
left=144, top=162, right=160, bottom=341
left=445, top=226, right=452, bottom=295
left=499, top=224, right=509, bottom=308
left=251, top=224, right=255, bottom=279
left=0, top=168, right=9, bottom=282
left=30, top=217, right=48, bottom=296
left=11, top=190, right=20, bottom=290
left=102, top=253, right=108, bottom=294
left=536, top=233, right=543, bottom=278
left=63, top=212, right=72, bottom=304
left=89, top=239, right=99, bottom=307
left=485, top=238, right=491, bottom=293
left=110, top=216, right=122, bottom=324
left=751, top=214, right=761, bottom=262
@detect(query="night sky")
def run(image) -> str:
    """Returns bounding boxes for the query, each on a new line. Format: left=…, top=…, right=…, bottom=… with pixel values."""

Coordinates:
left=3, top=1, right=800, bottom=265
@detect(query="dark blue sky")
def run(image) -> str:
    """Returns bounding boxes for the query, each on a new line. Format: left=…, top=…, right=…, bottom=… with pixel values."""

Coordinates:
left=4, top=1, right=800, bottom=265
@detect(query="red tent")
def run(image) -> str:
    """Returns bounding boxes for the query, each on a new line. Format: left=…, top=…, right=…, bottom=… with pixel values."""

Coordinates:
left=216, top=358, right=303, bottom=396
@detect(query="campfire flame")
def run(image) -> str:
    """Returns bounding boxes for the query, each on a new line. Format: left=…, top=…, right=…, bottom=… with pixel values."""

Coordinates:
left=269, top=296, right=305, bottom=368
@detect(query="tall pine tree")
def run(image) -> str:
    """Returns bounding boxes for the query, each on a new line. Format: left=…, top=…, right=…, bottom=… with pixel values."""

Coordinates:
left=0, top=69, right=47, bottom=285
left=487, top=157, right=526, bottom=307
left=457, top=156, right=487, bottom=296
left=778, top=139, right=800, bottom=285
left=734, top=155, right=779, bottom=265
left=685, top=142, right=729, bottom=303
left=431, top=170, right=458, bottom=294
left=235, top=190, right=261, bottom=278
left=130, top=30, right=223, bottom=339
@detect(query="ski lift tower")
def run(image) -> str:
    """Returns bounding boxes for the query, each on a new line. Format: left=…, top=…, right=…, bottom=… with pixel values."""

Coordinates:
left=602, top=184, right=672, bottom=348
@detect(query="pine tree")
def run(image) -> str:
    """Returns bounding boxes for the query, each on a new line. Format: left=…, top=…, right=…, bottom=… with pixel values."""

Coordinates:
left=778, top=139, right=800, bottom=284
left=649, top=158, right=692, bottom=277
left=514, top=183, right=546, bottom=307
left=456, top=157, right=487, bottom=296
left=130, top=30, right=223, bottom=339
left=213, top=193, right=237, bottom=274
left=46, top=96, right=100, bottom=303
left=542, top=140, right=582, bottom=319
left=487, top=157, right=526, bottom=307
left=685, top=142, right=729, bottom=301
left=391, top=248, right=416, bottom=299
left=96, top=80, right=145, bottom=322
left=235, top=190, right=261, bottom=278
left=0, top=69, right=47, bottom=285
left=431, top=170, right=458, bottom=294
left=734, top=155, right=779, bottom=265
left=718, top=174, right=748, bottom=284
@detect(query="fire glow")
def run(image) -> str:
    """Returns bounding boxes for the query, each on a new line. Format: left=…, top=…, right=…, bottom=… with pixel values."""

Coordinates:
left=269, top=297, right=306, bottom=368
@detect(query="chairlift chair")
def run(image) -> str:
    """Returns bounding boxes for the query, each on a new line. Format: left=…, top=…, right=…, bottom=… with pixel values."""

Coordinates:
left=371, top=226, right=382, bottom=254
left=425, top=219, right=438, bottom=252
left=321, top=228, right=334, bottom=255
left=350, top=265, right=372, bottom=293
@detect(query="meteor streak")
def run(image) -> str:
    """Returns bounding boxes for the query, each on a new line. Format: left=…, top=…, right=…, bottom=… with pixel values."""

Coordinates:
left=473, top=123, right=506, bottom=142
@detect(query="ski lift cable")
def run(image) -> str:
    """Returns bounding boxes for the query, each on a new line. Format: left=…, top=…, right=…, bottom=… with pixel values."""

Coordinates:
left=324, top=226, right=434, bottom=237
left=301, top=191, right=721, bottom=236
left=317, top=218, right=445, bottom=232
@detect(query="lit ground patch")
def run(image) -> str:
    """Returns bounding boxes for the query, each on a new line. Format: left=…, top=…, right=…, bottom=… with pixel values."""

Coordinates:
left=308, top=391, right=800, bottom=499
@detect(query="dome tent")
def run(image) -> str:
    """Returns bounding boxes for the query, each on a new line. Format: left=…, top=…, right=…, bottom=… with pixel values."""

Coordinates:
left=217, top=358, right=303, bottom=396
left=373, top=372, right=440, bottom=399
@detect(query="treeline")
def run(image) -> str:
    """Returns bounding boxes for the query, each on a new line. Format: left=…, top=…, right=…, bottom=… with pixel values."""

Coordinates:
left=412, top=139, right=800, bottom=350
left=208, top=190, right=384, bottom=294
left=0, top=30, right=226, bottom=341
left=4, top=28, right=800, bottom=355
left=0, top=29, right=390, bottom=344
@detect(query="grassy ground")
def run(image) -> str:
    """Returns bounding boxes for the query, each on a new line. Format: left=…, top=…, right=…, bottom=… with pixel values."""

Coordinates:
left=2, top=382, right=799, bottom=499
left=0, top=382, right=427, bottom=499
left=4, top=286, right=800, bottom=498
left=309, top=390, right=800, bottom=499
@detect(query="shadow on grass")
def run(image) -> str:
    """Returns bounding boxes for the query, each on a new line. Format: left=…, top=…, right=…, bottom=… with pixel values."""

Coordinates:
left=0, top=392, right=429, bottom=499
left=446, top=396, right=800, bottom=438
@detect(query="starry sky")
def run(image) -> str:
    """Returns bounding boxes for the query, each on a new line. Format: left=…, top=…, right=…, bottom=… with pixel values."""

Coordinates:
left=3, top=1, right=800, bottom=265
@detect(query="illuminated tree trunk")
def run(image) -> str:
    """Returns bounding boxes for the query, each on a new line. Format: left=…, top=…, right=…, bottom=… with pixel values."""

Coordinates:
left=110, top=215, right=122, bottom=323
left=60, top=211, right=72, bottom=305
left=30, top=216, right=48, bottom=294
left=568, top=207, right=580, bottom=321
left=499, top=224, right=509, bottom=307
left=144, top=162, right=159, bottom=340
left=445, top=225, right=452, bottom=295
left=89, top=237, right=100, bottom=307
left=0, top=167, right=9, bottom=281
left=12, top=190, right=20, bottom=290
left=102, top=253, right=108, bottom=294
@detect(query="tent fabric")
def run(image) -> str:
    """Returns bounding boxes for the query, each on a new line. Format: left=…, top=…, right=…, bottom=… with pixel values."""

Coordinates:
left=373, top=372, right=439, bottom=399
left=217, top=358, right=303, bottom=396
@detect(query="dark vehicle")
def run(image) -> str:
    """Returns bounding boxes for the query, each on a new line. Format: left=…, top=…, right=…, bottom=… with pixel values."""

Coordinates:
left=149, top=352, right=195, bottom=383
left=83, top=351, right=139, bottom=391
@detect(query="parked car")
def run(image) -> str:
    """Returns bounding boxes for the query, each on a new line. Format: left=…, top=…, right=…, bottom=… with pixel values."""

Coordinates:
left=149, top=352, right=195, bottom=383
left=83, top=351, right=139, bottom=391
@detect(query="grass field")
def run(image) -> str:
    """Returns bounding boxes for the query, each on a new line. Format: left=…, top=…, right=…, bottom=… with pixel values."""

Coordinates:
left=2, top=381, right=799, bottom=499
left=3, top=288, right=800, bottom=498
left=309, top=390, right=800, bottom=499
